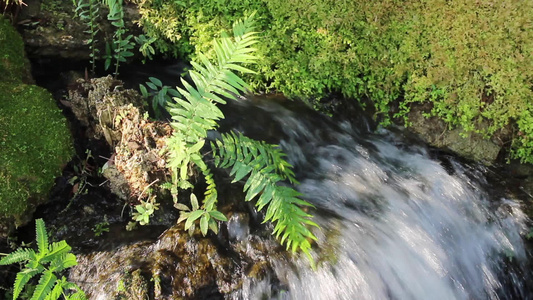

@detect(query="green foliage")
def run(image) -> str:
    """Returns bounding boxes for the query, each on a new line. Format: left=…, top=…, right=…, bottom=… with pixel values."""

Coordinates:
left=103, top=0, right=134, bottom=76
left=139, top=77, right=180, bottom=118
left=0, top=219, right=86, bottom=300
left=212, top=132, right=318, bottom=256
left=134, top=34, right=157, bottom=61
left=398, top=0, right=533, bottom=163
left=75, top=0, right=101, bottom=73
left=132, top=200, right=159, bottom=225
left=135, top=0, right=533, bottom=163
left=92, top=217, right=109, bottom=237
left=134, top=13, right=318, bottom=261
left=164, top=12, right=259, bottom=195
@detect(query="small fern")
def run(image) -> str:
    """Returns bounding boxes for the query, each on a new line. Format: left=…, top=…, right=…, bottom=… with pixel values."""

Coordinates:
left=0, top=219, right=86, bottom=300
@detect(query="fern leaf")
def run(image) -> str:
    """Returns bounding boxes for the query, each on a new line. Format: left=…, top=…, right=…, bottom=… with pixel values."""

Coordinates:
left=35, top=219, right=49, bottom=256
left=41, top=241, right=71, bottom=264
left=201, top=167, right=218, bottom=212
left=31, top=270, right=57, bottom=300
left=13, top=268, right=40, bottom=300
left=0, top=248, right=33, bottom=265
left=212, top=132, right=318, bottom=256
left=49, top=253, right=78, bottom=272
left=68, top=291, right=87, bottom=300
left=44, top=279, right=63, bottom=300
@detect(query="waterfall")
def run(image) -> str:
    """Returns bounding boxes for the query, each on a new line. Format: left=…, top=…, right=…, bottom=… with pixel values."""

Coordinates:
left=225, top=96, right=530, bottom=300
left=66, top=95, right=531, bottom=299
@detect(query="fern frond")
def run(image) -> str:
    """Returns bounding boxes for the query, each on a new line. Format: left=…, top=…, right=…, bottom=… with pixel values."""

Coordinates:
left=68, top=291, right=87, bottom=300
left=0, top=248, right=34, bottom=265
left=49, top=253, right=78, bottom=273
left=44, top=279, right=63, bottom=300
left=164, top=13, right=259, bottom=215
left=13, top=268, right=40, bottom=300
left=62, top=281, right=87, bottom=299
left=31, top=270, right=57, bottom=300
left=212, top=132, right=318, bottom=257
left=41, top=241, right=71, bottom=264
left=166, top=14, right=258, bottom=146
left=35, top=219, right=49, bottom=256
left=201, top=167, right=218, bottom=211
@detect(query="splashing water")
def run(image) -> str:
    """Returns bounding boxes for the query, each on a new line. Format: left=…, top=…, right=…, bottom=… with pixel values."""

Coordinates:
left=66, top=95, right=530, bottom=299
left=225, top=96, right=530, bottom=300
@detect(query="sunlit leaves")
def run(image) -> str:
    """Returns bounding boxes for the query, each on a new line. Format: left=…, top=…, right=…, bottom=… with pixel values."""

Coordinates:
left=211, top=132, right=317, bottom=260
left=0, top=219, right=86, bottom=300
left=151, top=13, right=318, bottom=261
left=165, top=13, right=259, bottom=227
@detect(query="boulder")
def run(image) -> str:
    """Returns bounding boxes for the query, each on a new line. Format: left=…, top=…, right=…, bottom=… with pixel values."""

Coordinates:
left=406, top=104, right=502, bottom=163
left=0, top=16, right=73, bottom=237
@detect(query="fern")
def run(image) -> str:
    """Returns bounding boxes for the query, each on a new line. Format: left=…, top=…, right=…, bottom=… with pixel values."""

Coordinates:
left=165, top=12, right=259, bottom=203
left=0, top=248, right=35, bottom=265
left=135, top=13, right=319, bottom=262
left=32, top=270, right=56, bottom=300
left=13, top=269, right=40, bottom=300
left=35, top=219, right=48, bottom=256
left=0, top=219, right=86, bottom=300
left=212, top=132, right=318, bottom=257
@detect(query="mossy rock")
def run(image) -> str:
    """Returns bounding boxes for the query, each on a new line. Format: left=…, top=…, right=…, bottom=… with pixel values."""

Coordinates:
left=0, top=16, right=32, bottom=83
left=0, top=82, right=73, bottom=225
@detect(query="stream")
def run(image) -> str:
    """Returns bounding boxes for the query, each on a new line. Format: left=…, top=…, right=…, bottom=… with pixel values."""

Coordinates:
left=223, top=96, right=532, bottom=300
left=25, top=61, right=533, bottom=299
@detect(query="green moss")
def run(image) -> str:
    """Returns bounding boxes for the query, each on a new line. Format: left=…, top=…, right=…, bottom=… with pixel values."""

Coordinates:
left=0, top=83, right=73, bottom=221
left=0, top=16, right=31, bottom=83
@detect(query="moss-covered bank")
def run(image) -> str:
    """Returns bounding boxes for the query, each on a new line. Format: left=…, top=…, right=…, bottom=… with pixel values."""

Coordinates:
left=135, top=0, right=532, bottom=163
left=0, top=16, right=73, bottom=228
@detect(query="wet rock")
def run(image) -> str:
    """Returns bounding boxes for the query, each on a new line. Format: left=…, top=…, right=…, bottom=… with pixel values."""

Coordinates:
left=0, top=16, right=73, bottom=238
left=406, top=105, right=501, bottom=163
left=69, top=223, right=278, bottom=299
left=18, top=0, right=141, bottom=60
left=112, top=269, right=150, bottom=300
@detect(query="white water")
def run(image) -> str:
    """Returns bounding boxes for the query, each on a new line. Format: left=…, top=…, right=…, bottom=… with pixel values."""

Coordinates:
left=228, top=98, right=530, bottom=300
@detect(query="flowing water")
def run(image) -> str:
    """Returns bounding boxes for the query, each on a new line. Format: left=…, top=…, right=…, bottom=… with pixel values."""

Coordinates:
left=26, top=56, right=532, bottom=299
left=222, top=96, right=531, bottom=300
left=45, top=81, right=531, bottom=299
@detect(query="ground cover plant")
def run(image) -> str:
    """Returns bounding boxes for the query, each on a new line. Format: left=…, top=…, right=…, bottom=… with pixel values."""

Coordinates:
left=135, top=0, right=533, bottom=163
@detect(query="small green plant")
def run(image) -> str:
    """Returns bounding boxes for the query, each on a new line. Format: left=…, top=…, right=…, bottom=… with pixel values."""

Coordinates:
left=75, top=0, right=101, bottom=74
left=0, top=219, right=86, bottom=300
left=175, top=193, right=228, bottom=236
left=134, top=34, right=157, bottom=62
left=132, top=200, right=159, bottom=225
left=103, top=0, right=134, bottom=76
left=92, top=216, right=109, bottom=237
left=139, top=77, right=180, bottom=118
